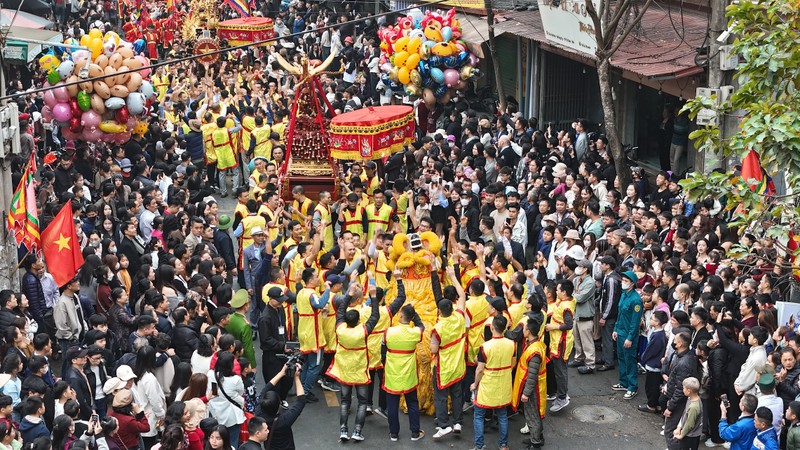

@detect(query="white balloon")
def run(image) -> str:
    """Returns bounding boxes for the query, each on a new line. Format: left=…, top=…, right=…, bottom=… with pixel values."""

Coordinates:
left=58, top=60, right=75, bottom=80
left=139, top=80, right=155, bottom=100
left=126, top=92, right=145, bottom=115
left=104, top=97, right=125, bottom=110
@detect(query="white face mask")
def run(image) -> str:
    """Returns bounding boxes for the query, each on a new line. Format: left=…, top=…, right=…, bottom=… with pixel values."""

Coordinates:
left=584, top=239, right=592, bottom=247
left=575, top=267, right=586, bottom=275
left=107, top=273, right=114, bottom=281
left=109, top=247, right=117, bottom=254
left=460, top=199, right=470, bottom=207
left=673, top=292, right=681, bottom=300
left=621, top=280, right=632, bottom=290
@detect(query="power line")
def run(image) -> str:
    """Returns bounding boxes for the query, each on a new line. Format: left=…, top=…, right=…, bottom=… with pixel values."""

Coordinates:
left=0, top=0, right=451, bottom=102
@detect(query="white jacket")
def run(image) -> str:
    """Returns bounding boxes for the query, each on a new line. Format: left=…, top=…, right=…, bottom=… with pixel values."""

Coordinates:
left=207, top=371, right=246, bottom=427
left=136, top=372, right=166, bottom=437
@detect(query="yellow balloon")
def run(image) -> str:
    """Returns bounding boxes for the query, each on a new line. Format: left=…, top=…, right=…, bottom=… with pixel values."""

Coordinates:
left=99, top=120, right=126, bottom=133
left=407, top=37, right=421, bottom=55
left=398, top=67, right=410, bottom=85
left=394, top=36, right=410, bottom=53
left=88, top=29, right=103, bottom=40
left=90, top=38, right=104, bottom=59
left=394, top=51, right=409, bottom=68
left=104, top=31, right=120, bottom=45
left=39, top=54, right=59, bottom=71
left=80, top=34, right=91, bottom=47
left=405, top=53, right=420, bottom=70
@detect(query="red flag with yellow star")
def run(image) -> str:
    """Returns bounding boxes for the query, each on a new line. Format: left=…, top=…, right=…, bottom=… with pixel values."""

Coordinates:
left=41, top=202, right=84, bottom=287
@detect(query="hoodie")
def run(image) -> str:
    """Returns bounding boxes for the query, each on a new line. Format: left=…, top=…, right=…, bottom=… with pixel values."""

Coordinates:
left=20, top=415, right=49, bottom=443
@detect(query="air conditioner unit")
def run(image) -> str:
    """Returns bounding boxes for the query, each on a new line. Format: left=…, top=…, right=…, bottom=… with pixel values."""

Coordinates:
left=719, top=45, right=739, bottom=71
left=695, top=87, right=719, bottom=126
left=0, top=103, right=20, bottom=158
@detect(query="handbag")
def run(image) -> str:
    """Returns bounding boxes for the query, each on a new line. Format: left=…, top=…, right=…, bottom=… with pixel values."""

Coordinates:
left=217, top=376, right=252, bottom=445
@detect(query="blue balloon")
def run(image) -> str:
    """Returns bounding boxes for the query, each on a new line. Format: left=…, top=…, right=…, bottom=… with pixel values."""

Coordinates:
left=441, top=27, right=453, bottom=42
left=428, top=56, right=442, bottom=67
left=430, top=67, right=444, bottom=84
left=443, top=56, right=459, bottom=68
left=434, top=85, right=447, bottom=98
left=423, top=77, right=436, bottom=89
left=417, top=61, right=430, bottom=77
left=133, top=39, right=146, bottom=54
left=457, top=51, right=470, bottom=65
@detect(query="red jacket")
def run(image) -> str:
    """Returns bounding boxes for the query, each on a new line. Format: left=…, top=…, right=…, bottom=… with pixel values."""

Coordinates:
left=108, top=410, right=150, bottom=449
left=186, top=427, right=205, bottom=450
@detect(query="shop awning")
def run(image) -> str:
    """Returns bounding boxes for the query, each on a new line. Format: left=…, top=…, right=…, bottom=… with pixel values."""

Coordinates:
left=495, top=6, right=707, bottom=79
left=0, top=8, right=52, bottom=28
left=456, top=13, right=488, bottom=58
left=5, top=26, right=63, bottom=62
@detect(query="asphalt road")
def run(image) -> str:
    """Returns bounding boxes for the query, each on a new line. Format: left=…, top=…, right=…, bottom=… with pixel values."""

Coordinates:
left=216, top=191, right=670, bottom=450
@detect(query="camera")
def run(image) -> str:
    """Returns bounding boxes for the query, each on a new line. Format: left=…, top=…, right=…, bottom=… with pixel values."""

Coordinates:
left=284, top=349, right=302, bottom=378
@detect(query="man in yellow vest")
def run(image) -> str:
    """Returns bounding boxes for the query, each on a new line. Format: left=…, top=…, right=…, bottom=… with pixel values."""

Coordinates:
left=296, top=267, right=332, bottom=403
left=383, top=303, right=426, bottom=442
left=544, top=279, right=575, bottom=413
left=463, top=279, right=489, bottom=413
left=312, top=190, right=335, bottom=252
left=325, top=281, right=380, bottom=442
left=249, top=116, right=273, bottom=160
left=365, top=190, right=393, bottom=241
left=240, top=107, right=257, bottom=158
left=152, top=66, right=170, bottom=101
left=211, top=115, right=242, bottom=197
left=364, top=161, right=381, bottom=201
left=290, top=185, right=314, bottom=224
left=470, top=314, right=515, bottom=450
left=338, top=193, right=367, bottom=238
left=391, top=180, right=410, bottom=234
left=512, top=316, right=547, bottom=449
left=430, top=264, right=468, bottom=440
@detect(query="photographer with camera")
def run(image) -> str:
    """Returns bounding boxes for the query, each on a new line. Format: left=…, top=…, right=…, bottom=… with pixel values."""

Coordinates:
left=258, top=286, right=297, bottom=409
left=257, top=361, right=305, bottom=450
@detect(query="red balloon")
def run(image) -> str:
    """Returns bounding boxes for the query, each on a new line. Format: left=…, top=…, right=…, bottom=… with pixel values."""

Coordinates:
left=115, top=107, right=129, bottom=125
left=69, top=117, right=82, bottom=133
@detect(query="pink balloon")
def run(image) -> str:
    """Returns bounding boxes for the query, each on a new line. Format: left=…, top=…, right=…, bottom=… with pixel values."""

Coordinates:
left=43, top=90, right=56, bottom=108
left=126, top=117, right=138, bottom=130
left=469, top=54, right=479, bottom=67
left=136, top=55, right=151, bottom=78
left=443, top=69, right=460, bottom=88
left=61, top=129, right=80, bottom=141
left=41, top=106, right=53, bottom=122
left=114, top=132, right=131, bottom=145
left=52, top=103, right=72, bottom=122
left=82, top=127, right=104, bottom=142
left=53, top=83, right=70, bottom=103
left=81, top=110, right=102, bottom=128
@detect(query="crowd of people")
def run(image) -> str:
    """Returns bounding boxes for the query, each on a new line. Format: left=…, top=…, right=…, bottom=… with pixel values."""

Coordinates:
left=0, top=0, right=798, bottom=450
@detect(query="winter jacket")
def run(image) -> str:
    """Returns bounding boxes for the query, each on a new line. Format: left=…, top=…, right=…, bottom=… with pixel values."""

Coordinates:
left=185, top=130, right=205, bottom=161
left=735, top=345, right=767, bottom=395
left=641, top=329, right=667, bottom=371
left=107, top=304, right=135, bottom=352
left=19, top=415, right=49, bottom=443
left=777, top=365, right=800, bottom=408
left=0, top=307, right=19, bottom=331
left=708, top=345, right=730, bottom=399
left=665, top=349, right=699, bottom=413
left=719, top=416, right=757, bottom=450
left=108, top=410, right=151, bottom=449
left=751, top=427, right=779, bottom=450
left=22, top=270, right=46, bottom=323
left=172, top=322, right=202, bottom=362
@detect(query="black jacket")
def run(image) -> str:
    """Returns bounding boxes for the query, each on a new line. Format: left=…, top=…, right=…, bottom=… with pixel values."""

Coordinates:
left=664, top=349, right=699, bottom=413
left=118, top=237, right=144, bottom=277
left=777, top=365, right=800, bottom=408
left=64, top=365, right=93, bottom=420
left=214, top=229, right=237, bottom=271
left=708, top=345, right=730, bottom=399
left=172, top=322, right=202, bottom=362
left=259, top=304, right=287, bottom=355
left=0, top=308, right=19, bottom=331
left=22, top=270, right=46, bottom=323
left=84, top=362, right=109, bottom=402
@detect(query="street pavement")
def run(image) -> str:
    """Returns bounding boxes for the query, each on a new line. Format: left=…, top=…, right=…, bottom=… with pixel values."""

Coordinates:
left=216, top=192, right=669, bottom=450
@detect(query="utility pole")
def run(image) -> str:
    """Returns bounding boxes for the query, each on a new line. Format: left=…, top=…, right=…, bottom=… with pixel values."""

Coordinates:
left=0, top=53, right=20, bottom=291
left=483, top=0, right=506, bottom=113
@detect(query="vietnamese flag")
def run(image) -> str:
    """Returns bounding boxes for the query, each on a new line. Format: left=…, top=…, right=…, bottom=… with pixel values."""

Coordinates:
left=41, top=203, right=84, bottom=287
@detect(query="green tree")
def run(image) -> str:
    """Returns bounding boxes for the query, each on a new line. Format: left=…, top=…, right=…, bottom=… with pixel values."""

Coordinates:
left=681, top=0, right=800, bottom=258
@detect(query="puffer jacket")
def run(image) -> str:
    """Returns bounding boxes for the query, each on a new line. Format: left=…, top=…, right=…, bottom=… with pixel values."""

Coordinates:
left=185, top=130, right=205, bottom=161
left=665, top=349, right=699, bottom=413
left=172, top=321, right=201, bottom=362
left=22, top=270, right=46, bottom=323
left=777, top=364, right=800, bottom=407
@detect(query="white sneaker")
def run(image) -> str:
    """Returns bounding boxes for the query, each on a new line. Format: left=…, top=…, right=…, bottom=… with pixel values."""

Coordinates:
left=704, top=439, right=723, bottom=447
left=351, top=431, right=365, bottom=441
left=723, top=443, right=731, bottom=449
left=453, top=423, right=462, bottom=434
left=550, top=397, right=570, bottom=412
left=520, top=424, right=530, bottom=434
left=432, top=426, right=452, bottom=440
left=340, top=430, right=349, bottom=442
left=280, top=400, right=289, bottom=409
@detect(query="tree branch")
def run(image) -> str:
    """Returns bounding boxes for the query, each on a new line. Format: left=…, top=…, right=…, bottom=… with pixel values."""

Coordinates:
left=585, top=0, right=607, bottom=52
left=604, top=0, right=634, bottom=43
left=608, top=0, right=654, bottom=56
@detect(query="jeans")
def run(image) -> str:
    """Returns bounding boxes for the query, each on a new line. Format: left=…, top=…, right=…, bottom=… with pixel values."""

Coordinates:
left=523, top=394, right=544, bottom=446
left=462, top=365, right=476, bottom=405
left=300, top=350, right=322, bottom=393
left=367, top=369, right=386, bottom=410
left=95, top=397, right=107, bottom=419
left=227, top=424, right=240, bottom=449
left=386, top=390, right=420, bottom=436
left=474, top=406, right=508, bottom=449
left=340, top=384, right=369, bottom=431
left=616, top=336, right=639, bottom=391
left=433, top=376, right=463, bottom=428
left=600, top=318, right=616, bottom=367
left=552, top=357, right=568, bottom=400
left=218, top=166, right=241, bottom=195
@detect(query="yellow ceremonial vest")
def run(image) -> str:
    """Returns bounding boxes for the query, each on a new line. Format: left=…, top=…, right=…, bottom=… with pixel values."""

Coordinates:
left=465, top=294, right=489, bottom=365
left=258, top=205, right=280, bottom=241
left=475, top=336, right=515, bottom=409
left=549, top=297, right=576, bottom=360
left=153, top=74, right=169, bottom=101
left=296, top=287, right=326, bottom=353
left=241, top=115, right=256, bottom=152
left=251, top=125, right=272, bottom=159
left=373, top=251, right=390, bottom=290
left=272, top=121, right=287, bottom=141
left=239, top=215, right=266, bottom=269
left=234, top=202, right=248, bottom=225
left=460, top=266, right=480, bottom=291
left=342, top=206, right=365, bottom=236
left=287, top=253, right=305, bottom=294
left=366, top=175, right=380, bottom=200
left=201, top=123, right=217, bottom=163
left=511, top=339, right=547, bottom=415
left=292, top=197, right=313, bottom=223
left=383, top=324, right=421, bottom=394
left=497, top=266, right=513, bottom=288
left=326, top=324, right=370, bottom=385
left=314, top=204, right=334, bottom=251
left=212, top=128, right=237, bottom=170
left=508, top=301, right=527, bottom=329
left=432, top=311, right=467, bottom=389
left=365, top=203, right=392, bottom=241
left=395, top=194, right=409, bottom=233
left=361, top=304, right=391, bottom=369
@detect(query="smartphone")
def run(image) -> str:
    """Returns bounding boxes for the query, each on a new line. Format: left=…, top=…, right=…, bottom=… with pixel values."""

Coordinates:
left=211, top=382, right=218, bottom=396
left=721, top=394, right=730, bottom=408
left=91, top=414, right=99, bottom=423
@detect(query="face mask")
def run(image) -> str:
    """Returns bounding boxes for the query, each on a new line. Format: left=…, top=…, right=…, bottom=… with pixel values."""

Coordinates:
left=673, top=292, right=680, bottom=301
left=90, top=240, right=100, bottom=248
left=584, top=239, right=592, bottom=247
left=107, top=273, right=114, bottom=281
left=460, top=199, right=470, bottom=207
left=575, top=267, right=585, bottom=276
left=109, top=247, right=117, bottom=254
left=621, top=281, right=632, bottom=291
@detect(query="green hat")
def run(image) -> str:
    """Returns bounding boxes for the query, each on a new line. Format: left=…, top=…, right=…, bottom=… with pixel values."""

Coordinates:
left=620, top=270, right=638, bottom=284
left=230, top=289, right=249, bottom=308
left=218, top=214, right=232, bottom=230
left=757, top=373, right=776, bottom=390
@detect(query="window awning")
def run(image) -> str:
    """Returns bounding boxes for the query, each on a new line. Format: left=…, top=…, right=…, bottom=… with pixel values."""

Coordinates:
left=5, top=26, right=63, bottom=62
left=494, top=6, right=707, bottom=80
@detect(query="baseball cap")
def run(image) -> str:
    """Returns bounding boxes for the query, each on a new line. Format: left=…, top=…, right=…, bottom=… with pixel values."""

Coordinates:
left=65, top=346, right=88, bottom=360
left=598, top=255, right=617, bottom=267
left=267, top=286, right=289, bottom=303
left=103, top=377, right=126, bottom=395
left=116, top=365, right=137, bottom=381
left=326, top=273, right=346, bottom=285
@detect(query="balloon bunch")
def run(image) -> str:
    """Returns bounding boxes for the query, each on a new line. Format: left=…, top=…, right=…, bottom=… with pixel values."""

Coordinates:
left=378, top=8, right=480, bottom=109
left=38, top=29, right=156, bottom=144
